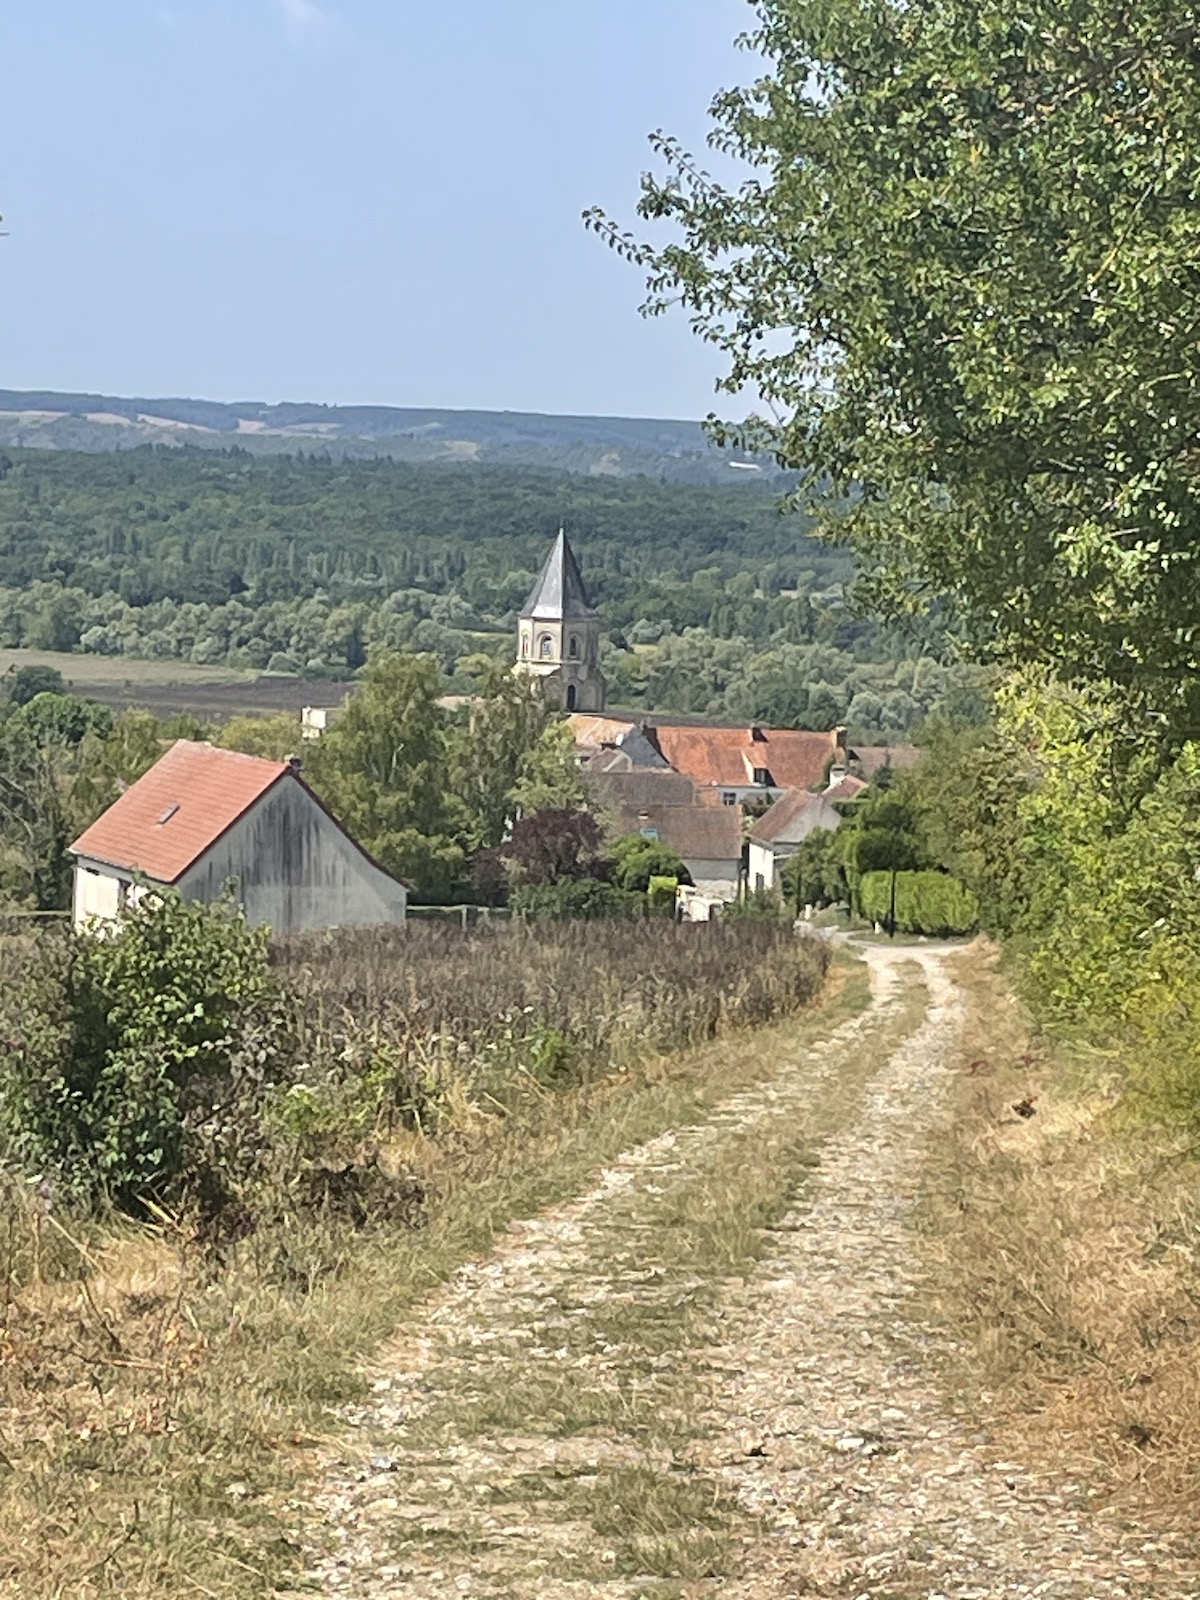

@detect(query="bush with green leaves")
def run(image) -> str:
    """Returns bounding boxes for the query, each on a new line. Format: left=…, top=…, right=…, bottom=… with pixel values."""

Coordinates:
left=859, top=871, right=979, bottom=937
left=0, top=892, right=296, bottom=1216
left=723, top=886, right=790, bottom=922
left=646, top=875, right=679, bottom=915
left=510, top=876, right=639, bottom=921
left=612, top=834, right=692, bottom=893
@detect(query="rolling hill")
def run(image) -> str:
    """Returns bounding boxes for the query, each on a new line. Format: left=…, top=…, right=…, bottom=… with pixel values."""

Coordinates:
left=0, top=389, right=783, bottom=484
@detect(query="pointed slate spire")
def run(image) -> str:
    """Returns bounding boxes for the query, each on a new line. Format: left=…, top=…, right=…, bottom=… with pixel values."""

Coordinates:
left=520, top=529, right=599, bottom=620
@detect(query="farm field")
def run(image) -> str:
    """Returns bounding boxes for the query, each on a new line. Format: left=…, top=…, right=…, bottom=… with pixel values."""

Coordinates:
left=0, top=647, right=353, bottom=721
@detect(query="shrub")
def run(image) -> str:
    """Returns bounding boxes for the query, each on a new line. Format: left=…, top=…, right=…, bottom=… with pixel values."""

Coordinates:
left=510, top=876, right=638, bottom=921
left=612, top=835, right=692, bottom=893
left=0, top=893, right=296, bottom=1216
left=646, top=875, right=679, bottom=915
left=859, top=869, right=979, bottom=935
left=724, top=886, right=790, bottom=922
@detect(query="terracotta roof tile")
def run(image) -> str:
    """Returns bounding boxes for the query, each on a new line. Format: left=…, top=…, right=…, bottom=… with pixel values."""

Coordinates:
left=653, top=725, right=837, bottom=790
left=851, top=744, right=919, bottom=778
left=71, top=740, right=289, bottom=883
left=825, top=774, right=868, bottom=801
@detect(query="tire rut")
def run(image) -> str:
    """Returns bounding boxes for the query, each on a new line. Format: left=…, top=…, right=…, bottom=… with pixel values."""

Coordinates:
left=295, top=949, right=910, bottom=1597
left=292, top=945, right=1197, bottom=1599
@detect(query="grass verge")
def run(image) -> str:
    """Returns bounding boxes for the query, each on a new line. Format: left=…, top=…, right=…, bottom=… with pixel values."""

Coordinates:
left=920, top=939, right=1200, bottom=1517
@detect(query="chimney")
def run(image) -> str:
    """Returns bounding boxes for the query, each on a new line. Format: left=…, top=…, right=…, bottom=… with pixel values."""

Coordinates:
left=286, top=754, right=303, bottom=776
left=749, top=725, right=766, bottom=743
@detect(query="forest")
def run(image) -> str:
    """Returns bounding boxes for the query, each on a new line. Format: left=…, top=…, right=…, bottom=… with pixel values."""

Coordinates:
left=0, top=445, right=966, bottom=732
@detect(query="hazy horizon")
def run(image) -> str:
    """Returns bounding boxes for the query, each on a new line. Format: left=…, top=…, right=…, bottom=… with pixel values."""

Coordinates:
left=1, top=2, right=752, bottom=421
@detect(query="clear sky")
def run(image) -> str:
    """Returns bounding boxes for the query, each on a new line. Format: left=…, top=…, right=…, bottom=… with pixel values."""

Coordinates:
left=0, top=1, right=754, bottom=420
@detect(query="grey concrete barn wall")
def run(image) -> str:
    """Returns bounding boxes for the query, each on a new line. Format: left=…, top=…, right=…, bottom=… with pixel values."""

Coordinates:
left=178, top=775, right=406, bottom=932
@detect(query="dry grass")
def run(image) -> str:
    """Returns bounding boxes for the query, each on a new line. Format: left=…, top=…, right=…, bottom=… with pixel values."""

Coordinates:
left=0, top=934, right=858, bottom=1598
left=922, top=940, right=1200, bottom=1514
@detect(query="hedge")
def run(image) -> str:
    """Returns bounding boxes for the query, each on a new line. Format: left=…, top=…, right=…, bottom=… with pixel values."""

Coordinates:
left=859, top=870, right=979, bottom=936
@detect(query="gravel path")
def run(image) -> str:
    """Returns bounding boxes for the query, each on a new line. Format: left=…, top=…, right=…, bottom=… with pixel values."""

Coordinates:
left=293, top=945, right=1199, bottom=1598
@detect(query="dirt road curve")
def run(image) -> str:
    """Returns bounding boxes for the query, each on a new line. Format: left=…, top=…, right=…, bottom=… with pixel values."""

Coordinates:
left=295, top=944, right=1198, bottom=1598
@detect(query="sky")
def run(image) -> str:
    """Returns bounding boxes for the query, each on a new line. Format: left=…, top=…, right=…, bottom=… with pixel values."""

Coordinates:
left=0, top=1, right=756, bottom=420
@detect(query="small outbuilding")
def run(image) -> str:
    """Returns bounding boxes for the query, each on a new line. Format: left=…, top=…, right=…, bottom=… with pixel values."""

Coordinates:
left=70, top=740, right=407, bottom=934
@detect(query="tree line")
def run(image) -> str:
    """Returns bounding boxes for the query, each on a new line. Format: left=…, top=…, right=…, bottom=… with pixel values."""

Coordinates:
left=0, top=445, right=968, bottom=734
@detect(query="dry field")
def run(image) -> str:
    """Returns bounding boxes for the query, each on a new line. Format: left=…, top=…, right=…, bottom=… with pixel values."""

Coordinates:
left=0, top=647, right=353, bottom=720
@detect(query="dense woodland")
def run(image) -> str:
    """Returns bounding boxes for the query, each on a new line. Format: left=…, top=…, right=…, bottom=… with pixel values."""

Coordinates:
left=0, top=445, right=966, bottom=732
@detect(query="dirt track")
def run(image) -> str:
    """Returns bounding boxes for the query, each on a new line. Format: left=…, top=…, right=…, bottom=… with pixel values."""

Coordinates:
left=293, top=944, right=1198, bottom=1598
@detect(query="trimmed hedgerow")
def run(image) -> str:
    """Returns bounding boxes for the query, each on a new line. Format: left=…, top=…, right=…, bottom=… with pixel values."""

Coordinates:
left=860, top=870, right=979, bottom=936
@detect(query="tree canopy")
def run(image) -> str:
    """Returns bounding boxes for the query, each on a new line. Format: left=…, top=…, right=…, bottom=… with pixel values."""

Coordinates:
left=588, top=0, right=1200, bottom=735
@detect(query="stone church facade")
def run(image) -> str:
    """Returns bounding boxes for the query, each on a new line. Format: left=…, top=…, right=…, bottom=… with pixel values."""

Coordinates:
left=514, top=530, right=606, bottom=712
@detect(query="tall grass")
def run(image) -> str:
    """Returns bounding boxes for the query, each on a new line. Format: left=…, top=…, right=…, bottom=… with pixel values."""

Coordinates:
left=272, top=919, right=829, bottom=1145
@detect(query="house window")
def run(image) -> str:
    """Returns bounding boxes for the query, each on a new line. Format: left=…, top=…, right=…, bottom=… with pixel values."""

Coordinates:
left=568, top=635, right=579, bottom=659
left=721, top=791, right=737, bottom=806
left=538, top=634, right=554, bottom=659
left=752, top=767, right=770, bottom=786
left=566, top=683, right=577, bottom=710
left=521, top=633, right=529, bottom=659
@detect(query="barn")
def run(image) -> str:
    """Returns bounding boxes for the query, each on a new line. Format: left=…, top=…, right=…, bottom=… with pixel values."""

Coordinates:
left=70, top=740, right=407, bottom=934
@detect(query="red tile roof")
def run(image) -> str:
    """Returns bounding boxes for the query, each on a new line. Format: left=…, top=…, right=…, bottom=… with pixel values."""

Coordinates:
left=71, top=740, right=290, bottom=883
left=851, top=744, right=919, bottom=778
left=825, top=774, right=868, bottom=801
left=652, top=725, right=837, bottom=791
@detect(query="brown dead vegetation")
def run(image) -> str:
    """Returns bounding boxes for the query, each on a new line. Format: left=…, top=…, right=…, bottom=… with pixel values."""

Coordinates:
left=924, top=940, right=1200, bottom=1513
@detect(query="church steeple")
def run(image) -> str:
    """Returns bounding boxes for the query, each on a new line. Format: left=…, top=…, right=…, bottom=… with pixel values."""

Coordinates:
left=521, top=529, right=600, bottom=621
left=515, top=530, right=606, bottom=712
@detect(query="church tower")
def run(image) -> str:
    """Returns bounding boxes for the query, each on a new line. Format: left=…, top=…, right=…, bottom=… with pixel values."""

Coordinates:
left=514, top=530, right=606, bottom=712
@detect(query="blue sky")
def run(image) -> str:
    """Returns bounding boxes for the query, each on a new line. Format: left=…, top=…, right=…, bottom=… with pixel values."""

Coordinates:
left=0, top=1, right=754, bottom=419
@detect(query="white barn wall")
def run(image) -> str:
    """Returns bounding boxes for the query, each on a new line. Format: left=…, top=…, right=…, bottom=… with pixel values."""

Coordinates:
left=73, top=861, right=125, bottom=927
left=176, top=777, right=406, bottom=932
left=748, top=840, right=778, bottom=892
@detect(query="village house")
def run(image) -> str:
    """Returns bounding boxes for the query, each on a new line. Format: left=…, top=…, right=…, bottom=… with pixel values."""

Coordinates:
left=746, top=778, right=868, bottom=894
left=70, top=740, right=407, bottom=934
left=571, top=713, right=841, bottom=805
left=585, top=766, right=745, bottom=899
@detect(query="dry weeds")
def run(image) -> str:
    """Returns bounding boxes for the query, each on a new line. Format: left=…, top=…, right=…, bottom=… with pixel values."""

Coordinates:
left=923, top=939, right=1200, bottom=1515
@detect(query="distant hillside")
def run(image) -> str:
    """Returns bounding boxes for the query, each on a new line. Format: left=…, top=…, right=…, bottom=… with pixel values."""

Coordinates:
left=0, top=390, right=783, bottom=484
